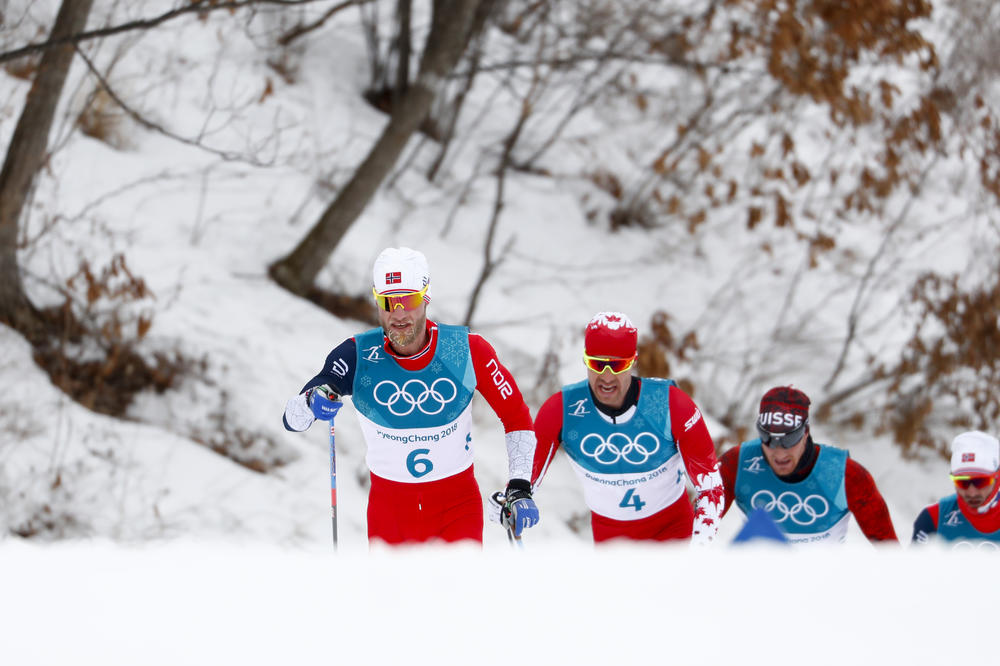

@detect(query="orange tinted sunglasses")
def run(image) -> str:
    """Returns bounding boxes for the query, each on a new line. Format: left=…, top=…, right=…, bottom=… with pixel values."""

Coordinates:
left=372, top=285, right=428, bottom=311
left=950, top=474, right=996, bottom=490
left=583, top=353, right=636, bottom=374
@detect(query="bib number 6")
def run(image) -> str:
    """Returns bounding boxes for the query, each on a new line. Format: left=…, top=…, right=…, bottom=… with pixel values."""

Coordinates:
left=406, top=448, right=434, bottom=478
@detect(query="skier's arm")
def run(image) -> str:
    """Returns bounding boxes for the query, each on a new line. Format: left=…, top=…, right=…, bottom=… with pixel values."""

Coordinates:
left=469, top=334, right=535, bottom=481
left=670, top=386, right=724, bottom=544
left=283, top=338, right=357, bottom=432
left=718, top=445, right=741, bottom=518
left=911, top=505, right=939, bottom=545
left=845, top=458, right=899, bottom=543
left=530, top=392, right=564, bottom=490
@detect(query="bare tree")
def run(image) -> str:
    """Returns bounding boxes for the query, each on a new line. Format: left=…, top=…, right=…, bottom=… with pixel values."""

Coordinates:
left=0, top=0, right=95, bottom=340
left=269, top=0, right=483, bottom=296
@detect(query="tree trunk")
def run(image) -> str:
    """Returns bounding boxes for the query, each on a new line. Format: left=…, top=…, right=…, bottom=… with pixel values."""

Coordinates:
left=270, top=0, right=481, bottom=296
left=0, top=0, right=95, bottom=339
left=426, top=0, right=497, bottom=182
left=391, top=0, right=412, bottom=108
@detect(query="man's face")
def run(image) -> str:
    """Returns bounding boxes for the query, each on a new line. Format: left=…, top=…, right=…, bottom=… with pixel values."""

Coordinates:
left=586, top=365, right=633, bottom=409
left=376, top=300, right=427, bottom=354
left=955, top=475, right=997, bottom=509
left=761, top=430, right=808, bottom=476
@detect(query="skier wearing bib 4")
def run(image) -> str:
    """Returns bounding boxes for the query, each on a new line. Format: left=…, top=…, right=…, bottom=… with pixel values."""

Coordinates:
left=912, top=431, right=1000, bottom=549
left=283, top=247, right=539, bottom=546
left=529, top=312, right=725, bottom=544
left=719, top=386, right=897, bottom=545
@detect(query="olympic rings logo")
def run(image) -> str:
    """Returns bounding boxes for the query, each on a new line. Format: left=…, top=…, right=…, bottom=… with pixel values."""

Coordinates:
left=373, top=378, right=457, bottom=416
left=750, top=490, right=830, bottom=526
left=952, top=540, right=1000, bottom=552
left=579, top=432, right=660, bottom=465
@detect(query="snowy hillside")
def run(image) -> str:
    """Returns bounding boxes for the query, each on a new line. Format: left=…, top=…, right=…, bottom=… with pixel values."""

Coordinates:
left=1, top=0, right=998, bottom=620
left=2, top=0, right=977, bottom=547
left=4, top=1, right=1000, bottom=662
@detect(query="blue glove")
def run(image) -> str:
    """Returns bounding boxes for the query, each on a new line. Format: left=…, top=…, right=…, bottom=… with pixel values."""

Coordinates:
left=503, top=479, right=539, bottom=537
left=307, top=385, right=342, bottom=421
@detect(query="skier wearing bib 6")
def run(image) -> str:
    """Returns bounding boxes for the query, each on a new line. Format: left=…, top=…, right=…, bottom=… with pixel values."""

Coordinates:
left=283, top=247, right=539, bottom=545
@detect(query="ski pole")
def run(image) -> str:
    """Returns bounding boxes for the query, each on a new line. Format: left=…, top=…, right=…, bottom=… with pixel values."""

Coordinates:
left=504, top=517, right=524, bottom=550
left=322, top=398, right=343, bottom=549
left=505, top=516, right=525, bottom=550
left=330, top=418, right=338, bottom=548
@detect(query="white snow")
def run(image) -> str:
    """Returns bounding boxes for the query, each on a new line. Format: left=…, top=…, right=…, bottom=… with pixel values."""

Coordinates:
left=2, top=539, right=994, bottom=665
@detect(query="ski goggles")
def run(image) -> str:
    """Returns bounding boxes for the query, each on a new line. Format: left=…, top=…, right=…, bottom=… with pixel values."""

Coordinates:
left=757, top=421, right=808, bottom=449
left=583, top=353, right=637, bottom=375
left=950, top=474, right=997, bottom=490
left=372, top=285, right=428, bottom=312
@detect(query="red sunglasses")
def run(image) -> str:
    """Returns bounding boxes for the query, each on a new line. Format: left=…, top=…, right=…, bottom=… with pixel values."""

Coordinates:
left=950, top=475, right=996, bottom=490
left=582, top=353, right=636, bottom=375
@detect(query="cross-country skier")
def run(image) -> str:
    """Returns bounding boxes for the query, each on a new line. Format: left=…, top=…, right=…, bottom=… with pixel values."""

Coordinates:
left=283, top=247, right=539, bottom=546
left=912, top=431, right=1000, bottom=548
left=719, top=385, right=898, bottom=544
left=526, top=312, right=725, bottom=544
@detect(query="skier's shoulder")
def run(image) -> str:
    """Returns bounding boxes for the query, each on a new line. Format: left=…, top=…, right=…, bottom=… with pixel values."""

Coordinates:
left=719, top=443, right=743, bottom=465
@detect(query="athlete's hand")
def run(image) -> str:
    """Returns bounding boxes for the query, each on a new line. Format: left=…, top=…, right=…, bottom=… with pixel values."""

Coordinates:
left=502, top=479, right=539, bottom=537
left=307, top=385, right=342, bottom=421
left=487, top=491, right=506, bottom=525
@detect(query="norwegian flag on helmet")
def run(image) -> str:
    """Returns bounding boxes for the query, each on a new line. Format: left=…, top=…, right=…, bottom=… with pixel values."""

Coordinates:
left=385, top=271, right=402, bottom=284
left=963, top=452, right=976, bottom=463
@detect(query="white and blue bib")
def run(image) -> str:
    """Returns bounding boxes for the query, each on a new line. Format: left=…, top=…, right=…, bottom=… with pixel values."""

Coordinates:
left=734, top=441, right=850, bottom=544
left=936, top=495, right=1000, bottom=551
left=561, top=378, right=683, bottom=521
left=352, top=325, right=476, bottom=483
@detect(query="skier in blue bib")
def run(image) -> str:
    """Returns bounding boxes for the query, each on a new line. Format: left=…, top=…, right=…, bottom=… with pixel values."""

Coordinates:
left=528, top=312, right=725, bottom=544
left=283, top=247, right=540, bottom=545
left=719, top=386, right=897, bottom=544
left=912, top=431, right=1000, bottom=549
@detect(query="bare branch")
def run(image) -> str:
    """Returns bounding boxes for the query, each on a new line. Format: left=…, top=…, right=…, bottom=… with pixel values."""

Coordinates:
left=0, top=0, right=333, bottom=65
left=823, top=158, right=938, bottom=391
left=74, top=49, right=276, bottom=166
left=463, top=49, right=540, bottom=327
left=277, top=0, right=368, bottom=47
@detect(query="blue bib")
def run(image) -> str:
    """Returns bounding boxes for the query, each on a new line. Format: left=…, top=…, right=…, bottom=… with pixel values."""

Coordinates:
left=936, top=495, right=1000, bottom=544
left=351, top=325, right=476, bottom=429
left=560, top=378, right=678, bottom=474
left=734, top=441, right=849, bottom=537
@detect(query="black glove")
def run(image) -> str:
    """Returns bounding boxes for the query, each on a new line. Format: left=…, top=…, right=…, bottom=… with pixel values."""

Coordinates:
left=502, top=478, right=540, bottom=537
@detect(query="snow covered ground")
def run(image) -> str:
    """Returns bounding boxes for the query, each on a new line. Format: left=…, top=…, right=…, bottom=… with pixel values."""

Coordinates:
left=3, top=539, right=994, bottom=665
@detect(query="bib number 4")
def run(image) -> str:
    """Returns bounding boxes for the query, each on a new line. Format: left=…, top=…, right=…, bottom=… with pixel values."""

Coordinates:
left=619, top=488, right=646, bottom=512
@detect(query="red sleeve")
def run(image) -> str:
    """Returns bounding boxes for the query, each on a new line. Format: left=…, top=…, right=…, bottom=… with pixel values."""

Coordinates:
left=468, top=334, right=533, bottom=433
left=844, top=457, right=899, bottom=543
left=669, top=386, right=718, bottom=482
left=669, top=386, right=724, bottom=542
left=530, top=392, right=564, bottom=488
left=719, top=445, right=741, bottom=518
